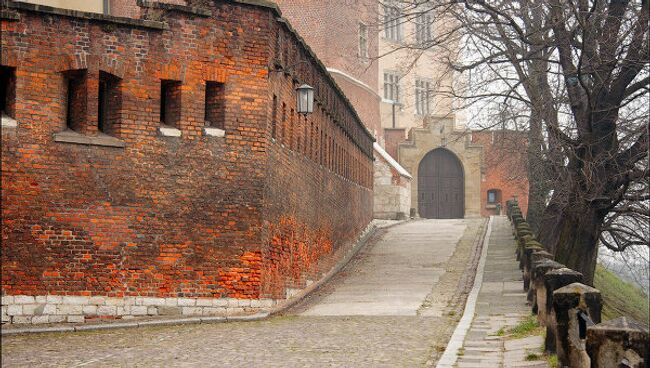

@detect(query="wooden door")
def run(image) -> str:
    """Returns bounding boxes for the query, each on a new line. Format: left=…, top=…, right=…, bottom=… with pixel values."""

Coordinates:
left=418, top=149, right=464, bottom=218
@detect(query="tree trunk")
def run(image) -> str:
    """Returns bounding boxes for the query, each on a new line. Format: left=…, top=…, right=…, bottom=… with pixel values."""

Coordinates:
left=538, top=193, right=603, bottom=286
left=525, top=111, right=549, bottom=233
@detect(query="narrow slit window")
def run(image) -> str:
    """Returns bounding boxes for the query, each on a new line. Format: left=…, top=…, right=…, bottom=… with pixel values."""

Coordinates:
left=160, top=80, right=182, bottom=128
left=271, top=95, right=278, bottom=139
left=98, top=71, right=121, bottom=135
left=63, top=69, right=88, bottom=132
left=0, top=66, right=16, bottom=120
left=205, top=81, right=225, bottom=129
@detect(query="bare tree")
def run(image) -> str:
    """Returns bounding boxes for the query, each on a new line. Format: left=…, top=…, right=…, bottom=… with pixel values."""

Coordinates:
left=375, top=0, right=649, bottom=285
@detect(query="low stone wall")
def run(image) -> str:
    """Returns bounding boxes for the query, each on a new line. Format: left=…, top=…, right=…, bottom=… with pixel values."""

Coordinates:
left=506, top=200, right=649, bottom=368
left=1, top=295, right=278, bottom=324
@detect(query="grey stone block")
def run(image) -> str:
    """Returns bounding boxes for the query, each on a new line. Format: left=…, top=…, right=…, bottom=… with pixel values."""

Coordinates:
left=147, top=306, right=158, bottom=315
left=130, top=306, right=148, bottom=315
left=164, top=298, right=178, bottom=307
left=35, top=296, right=47, bottom=304
left=31, top=315, right=49, bottom=324
left=46, top=295, right=63, bottom=304
left=212, top=298, right=228, bottom=307
left=82, top=305, right=98, bottom=315
left=1, top=296, right=15, bottom=305
left=12, top=316, right=32, bottom=323
left=7, top=305, right=22, bottom=316
left=142, top=297, right=165, bottom=306
left=42, top=304, right=57, bottom=315
left=181, top=307, right=203, bottom=315
left=14, top=295, right=35, bottom=304
left=104, top=298, right=125, bottom=306
left=157, top=306, right=182, bottom=316
left=66, top=315, right=85, bottom=323
left=57, top=305, right=83, bottom=315
left=48, top=315, right=66, bottom=323
left=62, top=296, right=89, bottom=305
left=177, top=298, right=196, bottom=307
left=195, top=298, right=213, bottom=307
left=88, top=296, right=106, bottom=305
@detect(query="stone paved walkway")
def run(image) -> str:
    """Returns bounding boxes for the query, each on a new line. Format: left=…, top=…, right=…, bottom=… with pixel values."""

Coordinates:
left=1, top=219, right=485, bottom=367
left=452, top=216, right=547, bottom=368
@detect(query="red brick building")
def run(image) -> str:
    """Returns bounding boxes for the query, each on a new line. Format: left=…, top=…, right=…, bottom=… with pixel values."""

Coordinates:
left=471, top=130, right=529, bottom=217
left=1, top=0, right=374, bottom=323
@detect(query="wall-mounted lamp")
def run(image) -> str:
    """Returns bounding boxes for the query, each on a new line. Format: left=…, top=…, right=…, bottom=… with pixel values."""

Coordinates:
left=296, top=84, right=314, bottom=116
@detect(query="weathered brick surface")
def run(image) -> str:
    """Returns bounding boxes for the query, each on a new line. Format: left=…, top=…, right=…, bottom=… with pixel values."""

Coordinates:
left=471, top=131, right=529, bottom=216
left=274, top=0, right=382, bottom=140
left=1, top=0, right=373, bottom=311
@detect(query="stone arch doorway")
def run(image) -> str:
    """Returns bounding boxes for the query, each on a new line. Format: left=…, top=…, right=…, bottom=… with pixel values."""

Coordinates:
left=417, top=148, right=464, bottom=219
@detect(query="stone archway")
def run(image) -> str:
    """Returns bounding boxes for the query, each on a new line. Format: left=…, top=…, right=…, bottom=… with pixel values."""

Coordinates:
left=417, top=148, right=464, bottom=219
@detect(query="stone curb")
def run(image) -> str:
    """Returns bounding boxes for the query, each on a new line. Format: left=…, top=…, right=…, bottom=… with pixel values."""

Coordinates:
left=0, top=312, right=270, bottom=336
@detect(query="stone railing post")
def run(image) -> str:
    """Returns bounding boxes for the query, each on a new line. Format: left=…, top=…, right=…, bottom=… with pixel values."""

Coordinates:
left=586, top=317, right=649, bottom=368
left=553, top=283, right=602, bottom=368
left=527, top=250, right=553, bottom=304
left=522, top=240, right=544, bottom=291
left=543, top=268, right=583, bottom=352
left=532, top=258, right=564, bottom=317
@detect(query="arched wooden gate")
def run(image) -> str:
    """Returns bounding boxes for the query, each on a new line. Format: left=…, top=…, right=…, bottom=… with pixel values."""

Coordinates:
left=417, top=148, right=464, bottom=219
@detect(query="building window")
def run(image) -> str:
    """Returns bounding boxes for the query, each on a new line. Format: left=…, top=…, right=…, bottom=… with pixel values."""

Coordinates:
left=64, top=69, right=88, bottom=132
left=160, top=80, right=181, bottom=128
left=98, top=71, right=121, bottom=135
left=487, top=189, right=502, bottom=204
left=0, top=66, right=16, bottom=120
left=205, top=81, right=225, bottom=129
left=359, top=23, right=368, bottom=58
left=415, top=79, right=431, bottom=115
left=383, top=3, right=402, bottom=41
left=415, top=11, right=433, bottom=44
left=383, top=72, right=400, bottom=102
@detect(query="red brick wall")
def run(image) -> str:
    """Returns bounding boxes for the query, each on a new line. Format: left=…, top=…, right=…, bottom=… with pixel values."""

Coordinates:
left=274, top=0, right=382, bottom=141
left=384, top=128, right=406, bottom=159
left=1, top=1, right=373, bottom=300
left=261, top=20, right=374, bottom=298
left=472, top=131, right=529, bottom=217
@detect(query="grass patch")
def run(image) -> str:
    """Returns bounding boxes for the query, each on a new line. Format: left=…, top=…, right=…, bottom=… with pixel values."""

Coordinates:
left=525, top=352, right=541, bottom=361
left=495, top=327, right=506, bottom=336
left=508, top=315, right=542, bottom=339
left=594, top=265, right=649, bottom=326
left=547, top=354, right=559, bottom=368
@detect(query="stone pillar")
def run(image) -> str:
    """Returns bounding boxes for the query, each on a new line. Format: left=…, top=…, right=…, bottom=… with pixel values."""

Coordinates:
left=522, top=241, right=544, bottom=291
left=532, top=258, right=564, bottom=317
left=553, top=283, right=602, bottom=368
left=543, top=268, right=583, bottom=353
left=527, top=250, right=553, bottom=304
left=586, top=317, right=649, bottom=368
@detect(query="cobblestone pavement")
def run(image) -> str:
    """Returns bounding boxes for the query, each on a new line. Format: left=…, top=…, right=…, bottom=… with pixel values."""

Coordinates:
left=454, top=216, right=547, bottom=368
left=1, top=219, right=486, bottom=367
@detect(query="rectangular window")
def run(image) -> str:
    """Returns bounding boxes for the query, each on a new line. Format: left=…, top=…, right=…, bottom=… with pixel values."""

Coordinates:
left=98, top=71, right=121, bottom=135
left=0, top=66, right=16, bottom=120
left=160, top=80, right=182, bottom=128
left=205, top=81, right=225, bottom=129
left=383, top=3, right=402, bottom=41
left=359, top=23, right=368, bottom=58
left=415, top=12, right=433, bottom=44
left=383, top=72, right=400, bottom=102
left=64, top=69, right=88, bottom=132
left=415, top=79, right=431, bottom=115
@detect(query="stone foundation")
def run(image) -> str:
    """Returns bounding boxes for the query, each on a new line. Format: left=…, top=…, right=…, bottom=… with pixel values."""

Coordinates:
left=1, top=295, right=279, bottom=324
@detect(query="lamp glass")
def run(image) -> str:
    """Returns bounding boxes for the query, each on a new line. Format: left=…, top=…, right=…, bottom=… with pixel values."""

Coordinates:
left=296, top=84, right=314, bottom=114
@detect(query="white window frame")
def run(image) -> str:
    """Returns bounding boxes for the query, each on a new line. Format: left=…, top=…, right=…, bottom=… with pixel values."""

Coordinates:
left=415, top=79, right=431, bottom=115
left=383, top=72, right=401, bottom=103
left=359, top=22, right=368, bottom=58
left=415, top=11, right=433, bottom=44
left=383, top=3, right=402, bottom=42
